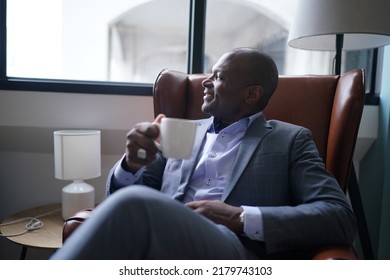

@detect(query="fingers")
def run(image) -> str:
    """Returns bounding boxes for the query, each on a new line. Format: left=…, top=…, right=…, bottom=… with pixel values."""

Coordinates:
left=154, top=113, right=166, bottom=124
left=123, top=115, right=166, bottom=172
left=186, top=201, right=244, bottom=233
left=185, top=201, right=212, bottom=215
left=185, top=201, right=201, bottom=210
left=126, top=126, right=157, bottom=160
left=151, top=114, right=166, bottom=144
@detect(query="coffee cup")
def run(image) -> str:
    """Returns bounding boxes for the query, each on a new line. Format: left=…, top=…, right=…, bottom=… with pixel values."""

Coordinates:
left=155, top=118, right=197, bottom=159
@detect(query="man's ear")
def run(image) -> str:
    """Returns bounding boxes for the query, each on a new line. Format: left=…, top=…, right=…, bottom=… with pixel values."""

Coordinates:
left=245, top=85, right=263, bottom=104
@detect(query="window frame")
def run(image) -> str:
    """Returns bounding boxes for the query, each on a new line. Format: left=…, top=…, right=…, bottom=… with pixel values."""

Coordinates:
left=0, top=0, right=380, bottom=104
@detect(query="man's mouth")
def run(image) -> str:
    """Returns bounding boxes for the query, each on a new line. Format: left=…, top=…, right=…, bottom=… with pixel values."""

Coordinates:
left=203, top=92, right=214, bottom=101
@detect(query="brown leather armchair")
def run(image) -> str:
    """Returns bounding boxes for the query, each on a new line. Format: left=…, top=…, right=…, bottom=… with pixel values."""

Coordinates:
left=63, top=68, right=365, bottom=259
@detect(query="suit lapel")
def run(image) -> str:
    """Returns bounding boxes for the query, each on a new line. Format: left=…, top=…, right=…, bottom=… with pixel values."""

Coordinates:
left=221, top=115, right=272, bottom=201
left=173, top=118, right=212, bottom=200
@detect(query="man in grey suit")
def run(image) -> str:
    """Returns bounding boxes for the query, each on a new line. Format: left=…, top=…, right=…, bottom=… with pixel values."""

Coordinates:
left=51, top=48, right=357, bottom=259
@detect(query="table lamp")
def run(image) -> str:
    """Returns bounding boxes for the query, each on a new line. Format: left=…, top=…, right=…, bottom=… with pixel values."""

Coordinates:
left=54, top=130, right=101, bottom=220
left=288, top=0, right=390, bottom=75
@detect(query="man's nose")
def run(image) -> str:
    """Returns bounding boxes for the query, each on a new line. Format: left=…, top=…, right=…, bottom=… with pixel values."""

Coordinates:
left=202, top=77, right=212, bottom=88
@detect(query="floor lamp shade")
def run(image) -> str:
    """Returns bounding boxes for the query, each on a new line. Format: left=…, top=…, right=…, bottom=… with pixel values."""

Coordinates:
left=288, top=0, right=390, bottom=51
left=54, top=130, right=101, bottom=220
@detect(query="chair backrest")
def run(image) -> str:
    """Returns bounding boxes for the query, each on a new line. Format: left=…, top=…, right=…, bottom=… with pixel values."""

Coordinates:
left=153, top=69, right=365, bottom=193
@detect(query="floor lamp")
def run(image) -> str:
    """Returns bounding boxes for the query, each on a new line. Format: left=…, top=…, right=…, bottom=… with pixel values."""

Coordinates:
left=288, top=0, right=390, bottom=259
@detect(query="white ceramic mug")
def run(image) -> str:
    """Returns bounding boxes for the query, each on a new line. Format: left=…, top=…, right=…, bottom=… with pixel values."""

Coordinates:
left=155, top=118, right=197, bottom=159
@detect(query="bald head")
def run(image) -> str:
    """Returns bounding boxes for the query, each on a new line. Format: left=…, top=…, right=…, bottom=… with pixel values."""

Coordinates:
left=221, top=48, right=279, bottom=110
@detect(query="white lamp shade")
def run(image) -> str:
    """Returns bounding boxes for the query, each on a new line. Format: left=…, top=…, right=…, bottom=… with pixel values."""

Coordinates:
left=288, top=0, right=390, bottom=51
left=54, top=130, right=101, bottom=180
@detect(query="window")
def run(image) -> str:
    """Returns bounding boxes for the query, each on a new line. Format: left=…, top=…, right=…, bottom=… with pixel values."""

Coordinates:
left=204, top=0, right=291, bottom=74
left=6, top=0, right=190, bottom=84
left=0, top=0, right=381, bottom=103
left=109, top=0, right=190, bottom=83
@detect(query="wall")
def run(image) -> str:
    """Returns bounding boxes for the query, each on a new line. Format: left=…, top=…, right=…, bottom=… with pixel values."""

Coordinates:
left=0, top=90, right=153, bottom=259
left=360, top=45, right=390, bottom=259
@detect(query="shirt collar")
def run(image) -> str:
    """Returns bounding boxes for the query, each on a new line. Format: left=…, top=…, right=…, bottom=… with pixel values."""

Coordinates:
left=210, top=112, right=263, bottom=133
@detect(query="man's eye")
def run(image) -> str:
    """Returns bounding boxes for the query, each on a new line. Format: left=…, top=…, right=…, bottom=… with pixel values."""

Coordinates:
left=216, top=74, right=223, bottom=81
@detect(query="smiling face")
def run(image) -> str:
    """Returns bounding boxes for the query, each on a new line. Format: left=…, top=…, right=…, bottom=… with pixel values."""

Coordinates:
left=201, top=53, right=246, bottom=123
left=201, top=48, right=278, bottom=125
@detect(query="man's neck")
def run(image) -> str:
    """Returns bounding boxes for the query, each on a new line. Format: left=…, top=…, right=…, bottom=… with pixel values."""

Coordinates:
left=213, top=118, right=229, bottom=133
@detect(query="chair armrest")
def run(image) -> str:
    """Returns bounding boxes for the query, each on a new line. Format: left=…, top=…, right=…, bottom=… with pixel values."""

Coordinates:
left=62, top=208, right=94, bottom=243
left=311, top=246, right=359, bottom=260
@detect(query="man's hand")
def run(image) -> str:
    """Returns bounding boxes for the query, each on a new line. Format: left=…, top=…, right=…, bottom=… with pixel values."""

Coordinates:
left=123, top=114, right=165, bottom=173
left=186, top=200, right=244, bottom=234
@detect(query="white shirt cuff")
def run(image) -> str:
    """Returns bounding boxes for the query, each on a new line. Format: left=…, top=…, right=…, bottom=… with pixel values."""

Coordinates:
left=241, top=205, right=264, bottom=241
left=113, top=155, right=144, bottom=187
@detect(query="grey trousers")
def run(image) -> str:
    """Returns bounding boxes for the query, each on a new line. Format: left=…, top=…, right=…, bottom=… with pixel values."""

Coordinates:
left=50, top=185, right=254, bottom=260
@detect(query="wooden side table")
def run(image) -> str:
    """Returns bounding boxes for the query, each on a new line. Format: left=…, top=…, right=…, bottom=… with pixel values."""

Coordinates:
left=0, top=203, right=63, bottom=259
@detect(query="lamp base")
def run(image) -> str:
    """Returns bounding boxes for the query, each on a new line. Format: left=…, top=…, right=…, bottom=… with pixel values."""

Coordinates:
left=62, top=180, right=95, bottom=221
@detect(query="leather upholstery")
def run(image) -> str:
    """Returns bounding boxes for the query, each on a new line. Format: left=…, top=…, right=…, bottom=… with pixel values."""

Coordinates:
left=63, top=69, right=365, bottom=259
left=312, top=246, right=358, bottom=260
left=62, top=208, right=94, bottom=243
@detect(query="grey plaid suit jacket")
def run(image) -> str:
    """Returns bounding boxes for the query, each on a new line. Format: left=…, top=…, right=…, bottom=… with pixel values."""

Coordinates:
left=106, top=114, right=357, bottom=256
